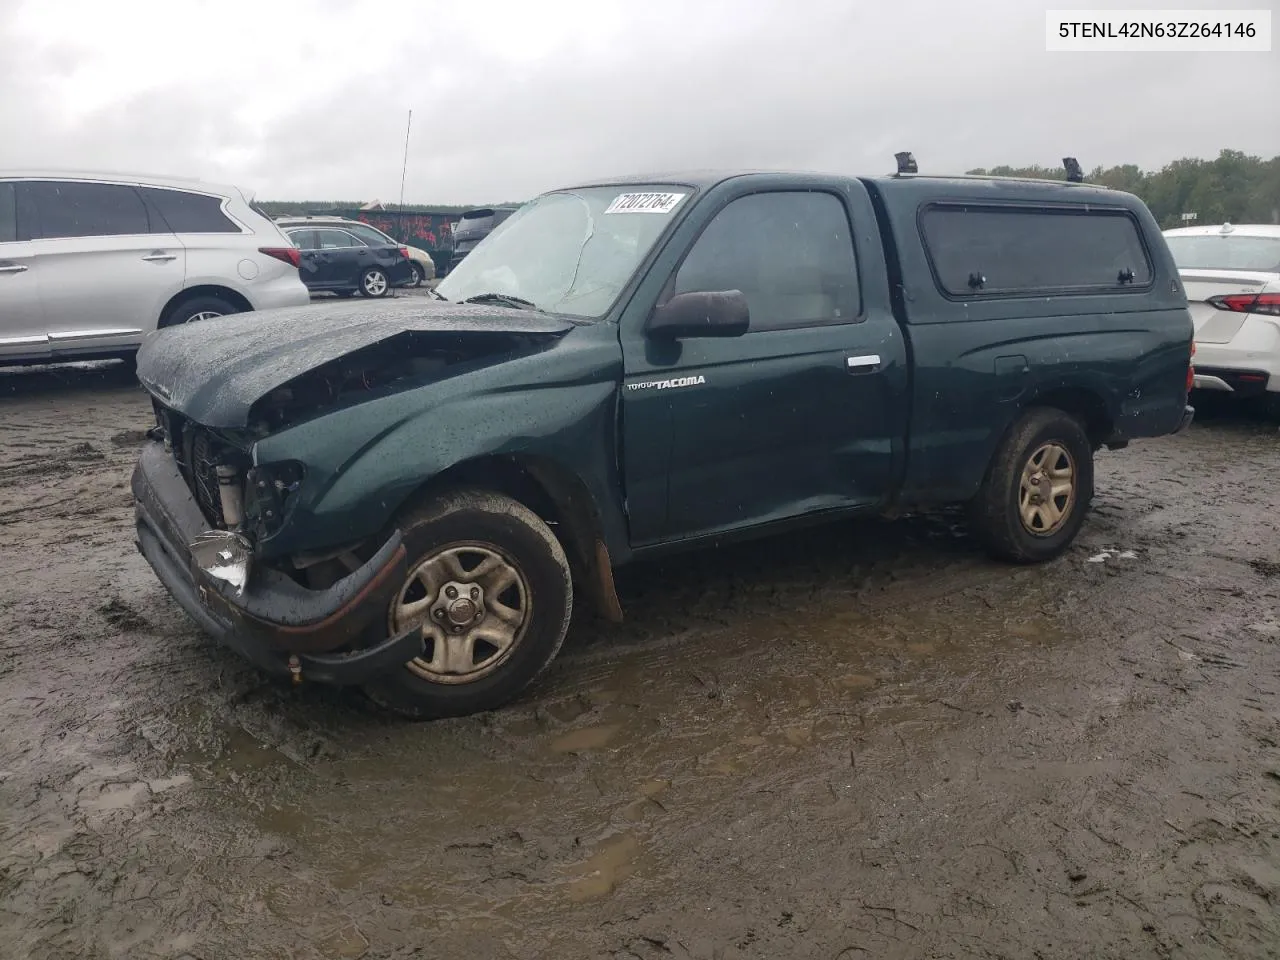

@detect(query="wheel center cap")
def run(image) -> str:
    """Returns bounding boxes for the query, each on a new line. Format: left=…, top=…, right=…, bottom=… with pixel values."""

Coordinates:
left=447, top=598, right=477, bottom=625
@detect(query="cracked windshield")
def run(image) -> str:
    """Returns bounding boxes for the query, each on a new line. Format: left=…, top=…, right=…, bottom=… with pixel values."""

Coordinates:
left=436, top=187, right=684, bottom=317
left=1, top=0, right=1277, bottom=958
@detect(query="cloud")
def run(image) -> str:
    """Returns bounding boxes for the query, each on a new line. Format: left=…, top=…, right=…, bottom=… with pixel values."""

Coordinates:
left=1, top=0, right=1276, bottom=204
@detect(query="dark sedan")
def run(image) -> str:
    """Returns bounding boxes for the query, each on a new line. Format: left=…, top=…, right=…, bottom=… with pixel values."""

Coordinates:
left=284, top=226, right=414, bottom=298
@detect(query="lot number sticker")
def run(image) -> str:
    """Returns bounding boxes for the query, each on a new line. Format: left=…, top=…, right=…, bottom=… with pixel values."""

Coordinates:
left=605, top=192, right=687, bottom=214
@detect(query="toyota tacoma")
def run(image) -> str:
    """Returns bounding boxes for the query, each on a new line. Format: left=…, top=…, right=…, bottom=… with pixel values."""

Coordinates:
left=131, top=167, right=1196, bottom=718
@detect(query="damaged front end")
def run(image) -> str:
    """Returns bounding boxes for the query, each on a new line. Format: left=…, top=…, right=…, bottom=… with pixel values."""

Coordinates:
left=132, top=427, right=422, bottom=685
left=131, top=299, right=575, bottom=685
left=189, top=530, right=253, bottom=595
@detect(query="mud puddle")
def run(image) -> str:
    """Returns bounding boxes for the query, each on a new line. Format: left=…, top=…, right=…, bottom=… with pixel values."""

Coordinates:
left=171, top=592, right=1070, bottom=926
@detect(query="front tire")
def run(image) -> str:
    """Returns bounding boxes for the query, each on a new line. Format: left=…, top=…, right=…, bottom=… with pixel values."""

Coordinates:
left=359, top=267, right=390, bottom=298
left=362, top=490, right=573, bottom=719
left=968, top=408, right=1094, bottom=563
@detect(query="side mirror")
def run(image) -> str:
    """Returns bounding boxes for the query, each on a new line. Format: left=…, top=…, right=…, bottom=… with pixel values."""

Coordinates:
left=646, top=290, right=750, bottom=340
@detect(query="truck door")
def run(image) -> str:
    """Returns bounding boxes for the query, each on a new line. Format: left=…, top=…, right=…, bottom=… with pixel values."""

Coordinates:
left=619, top=184, right=908, bottom=546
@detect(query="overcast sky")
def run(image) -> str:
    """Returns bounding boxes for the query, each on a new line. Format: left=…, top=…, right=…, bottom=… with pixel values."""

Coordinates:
left=1, top=0, right=1276, bottom=204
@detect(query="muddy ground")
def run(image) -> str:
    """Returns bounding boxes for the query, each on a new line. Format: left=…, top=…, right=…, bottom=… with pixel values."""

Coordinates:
left=1, top=345, right=1278, bottom=959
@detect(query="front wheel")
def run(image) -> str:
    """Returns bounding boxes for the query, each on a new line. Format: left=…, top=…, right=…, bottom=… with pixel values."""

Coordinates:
left=967, top=408, right=1094, bottom=563
left=362, top=490, right=573, bottom=719
left=359, top=267, right=390, bottom=298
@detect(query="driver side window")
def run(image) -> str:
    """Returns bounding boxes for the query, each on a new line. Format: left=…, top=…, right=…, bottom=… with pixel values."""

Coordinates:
left=673, top=191, right=862, bottom=332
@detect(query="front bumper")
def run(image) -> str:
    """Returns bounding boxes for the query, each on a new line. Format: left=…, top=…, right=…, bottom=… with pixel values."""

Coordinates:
left=131, top=442, right=423, bottom=685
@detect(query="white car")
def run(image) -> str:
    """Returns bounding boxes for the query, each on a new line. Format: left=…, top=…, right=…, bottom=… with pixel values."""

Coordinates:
left=0, top=170, right=310, bottom=365
left=1164, top=222, right=1280, bottom=410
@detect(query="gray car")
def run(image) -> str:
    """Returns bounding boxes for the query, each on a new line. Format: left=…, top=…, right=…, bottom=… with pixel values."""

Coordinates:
left=274, top=216, right=438, bottom=286
left=0, top=170, right=310, bottom=365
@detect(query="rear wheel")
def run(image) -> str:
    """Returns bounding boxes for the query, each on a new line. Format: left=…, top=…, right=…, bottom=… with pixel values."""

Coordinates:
left=359, top=268, right=390, bottom=298
left=362, top=490, right=573, bottom=719
left=407, top=262, right=424, bottom=287
left=161, top=295, right=239, bottom=327
left=968, top=408, right=1094, bottom=563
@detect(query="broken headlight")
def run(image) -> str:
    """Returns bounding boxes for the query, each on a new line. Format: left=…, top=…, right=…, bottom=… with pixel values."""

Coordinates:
left=243, top=460, right=306, bottom=539
left=190, top=530, right=253, bottom=595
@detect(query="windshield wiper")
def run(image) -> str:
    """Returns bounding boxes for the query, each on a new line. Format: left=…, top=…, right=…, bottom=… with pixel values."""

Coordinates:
left=426, top=285, right=448, bottom=301
left=460, top=292, right=538, bottom=310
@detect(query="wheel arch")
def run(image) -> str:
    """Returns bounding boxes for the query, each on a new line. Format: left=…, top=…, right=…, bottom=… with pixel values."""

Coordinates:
left=963, top=389, right=1109, bottom=507
left=159, top=285, right=252, bottom=327
left=403, top=453, right=623, bottom=623
left=1022, top=386, right=1115, bottom=449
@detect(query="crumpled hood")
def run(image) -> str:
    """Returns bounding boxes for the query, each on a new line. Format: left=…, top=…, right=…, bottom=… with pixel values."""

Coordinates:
left=136, top=298, right=574, bottom=428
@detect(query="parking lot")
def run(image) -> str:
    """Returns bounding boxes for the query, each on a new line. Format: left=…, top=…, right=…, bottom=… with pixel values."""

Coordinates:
left=0, top=293, right=1277, bottom=959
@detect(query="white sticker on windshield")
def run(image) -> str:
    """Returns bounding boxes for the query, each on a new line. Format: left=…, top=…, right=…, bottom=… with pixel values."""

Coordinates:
left=605, top=192, right=687, bottom=215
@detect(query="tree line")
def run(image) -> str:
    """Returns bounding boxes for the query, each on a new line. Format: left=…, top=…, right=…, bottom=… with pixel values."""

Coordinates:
left=260, top=149, right=1280, bottom=230
left=255, top=200, right=520, bottom=217
left=967, top=149, right=1280, bottom=228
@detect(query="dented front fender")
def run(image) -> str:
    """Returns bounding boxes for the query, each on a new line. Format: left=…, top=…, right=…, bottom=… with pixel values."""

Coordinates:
left=248, top=324, right=628, bottom=562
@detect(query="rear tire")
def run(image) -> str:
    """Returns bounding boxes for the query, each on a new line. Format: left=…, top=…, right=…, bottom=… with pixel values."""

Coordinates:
left=967, top=408, right=1094, bottom=564
left=407, top=262, right=424, bottom=287
left=161, top=295, right=239, bottom=327
left=362, top=490, right=573, bottom=719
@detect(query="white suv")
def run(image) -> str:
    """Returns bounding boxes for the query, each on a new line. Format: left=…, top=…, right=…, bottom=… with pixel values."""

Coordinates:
left=0, top=171, right=310, bottom=364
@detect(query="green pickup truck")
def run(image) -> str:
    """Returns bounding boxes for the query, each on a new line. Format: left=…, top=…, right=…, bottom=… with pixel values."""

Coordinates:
left=132, top=168, right=1195, bottom=718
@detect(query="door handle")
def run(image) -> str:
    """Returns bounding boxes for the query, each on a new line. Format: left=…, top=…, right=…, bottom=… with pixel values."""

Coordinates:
left=846, top=354, right=882, bottom=373
left=0, top=264, right=28, bottom=273
left=141, top=253, right=177, bottom=262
